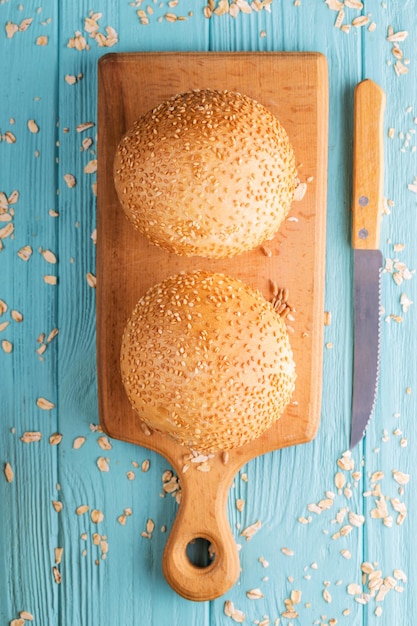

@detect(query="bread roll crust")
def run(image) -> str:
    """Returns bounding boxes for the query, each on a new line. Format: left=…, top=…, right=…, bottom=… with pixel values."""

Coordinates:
left=120, top=271, right=296, bottom=451
left=114, top=89, right=297, bottom=258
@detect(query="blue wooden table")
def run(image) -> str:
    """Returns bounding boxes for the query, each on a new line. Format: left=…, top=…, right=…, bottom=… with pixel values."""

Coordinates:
left=1, top=2, right=416, bottom=624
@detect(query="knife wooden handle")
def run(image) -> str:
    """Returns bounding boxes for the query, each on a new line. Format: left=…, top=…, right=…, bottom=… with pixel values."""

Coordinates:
left=352, top=79, right=386, bottom=250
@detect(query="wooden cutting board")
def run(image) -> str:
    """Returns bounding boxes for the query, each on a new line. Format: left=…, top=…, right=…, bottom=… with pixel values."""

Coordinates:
left=97, top=51, right=328, bottom=601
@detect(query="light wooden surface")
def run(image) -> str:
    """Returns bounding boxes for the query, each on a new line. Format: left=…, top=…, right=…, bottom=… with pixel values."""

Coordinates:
left=97, top=51, right=328, bottom=601
left=1, top=1, right=417, bottom=625
left=352, top=79, right=386, bottom=250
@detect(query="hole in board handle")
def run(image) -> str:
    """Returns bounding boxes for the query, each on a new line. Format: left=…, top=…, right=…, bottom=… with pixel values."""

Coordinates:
left=186, top=537, right=216, bottom=569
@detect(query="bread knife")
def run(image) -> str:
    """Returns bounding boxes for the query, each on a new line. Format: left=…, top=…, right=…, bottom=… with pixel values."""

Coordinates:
left=350, top=79, right=386, bottom=449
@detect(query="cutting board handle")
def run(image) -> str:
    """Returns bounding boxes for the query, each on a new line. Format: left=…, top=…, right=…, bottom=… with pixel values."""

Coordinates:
left=162, top=460, right=240, bottom=601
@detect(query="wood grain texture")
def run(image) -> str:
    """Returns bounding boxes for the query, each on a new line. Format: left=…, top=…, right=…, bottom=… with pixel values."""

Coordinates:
left=360, top=3, right=417, bottom=626
left=1, top=0, right=417, bottom=623
left=0, top=2, right=60, bottom=623
left=352, top=79, right=386, bottom=250
left=97, top=51, right=328, bottom=455
left=97, top=51, right=328, bottom=600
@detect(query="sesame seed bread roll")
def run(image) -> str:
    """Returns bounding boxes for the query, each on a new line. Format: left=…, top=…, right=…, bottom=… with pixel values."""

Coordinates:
left=114, top=89, right=297, bottom=258
left=120, top=271, right=296, bottom=451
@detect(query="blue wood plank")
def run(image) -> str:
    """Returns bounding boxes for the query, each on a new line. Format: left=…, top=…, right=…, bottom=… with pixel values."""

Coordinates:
left=360, top=1, right=417, bottom=624
left=0, top=1, right=60, bottom=624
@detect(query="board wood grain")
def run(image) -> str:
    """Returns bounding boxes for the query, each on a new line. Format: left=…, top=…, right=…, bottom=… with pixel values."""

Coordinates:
left=97, top=51, right=328, bottom=601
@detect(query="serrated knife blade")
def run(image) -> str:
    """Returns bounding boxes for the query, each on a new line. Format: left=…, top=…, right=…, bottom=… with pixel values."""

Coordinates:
left=350, top=79, right=386, bottom=449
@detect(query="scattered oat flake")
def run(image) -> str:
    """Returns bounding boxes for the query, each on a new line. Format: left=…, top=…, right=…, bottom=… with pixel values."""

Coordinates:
left=76, top=121, right=95, bottom=133
left=282, top=610, right=299, bottom=619
left=17, top=245, right=33, bottom=261
left=37, top=396, right=55, bottom=410
left=387, top=30, right=408, bottom=42
left=84, top=159, right=97, bottom=174
left=3, top=130, right=17, bottom=143
left=318, top=497, right=334, bottom=510
left=86, top=272, right=96, bottom=288
left=4, top=462, right=13, bottom=482
left=81, top=137, right=93, bottom=151
left=323, top=588, right=332, bottom=603
left=44, top=274, right=57, bottom=285
left=40, top=248, right=57, bottom=264
left=0, top=223, right=14, bottom=239
left=5, top=21, right=19, bottom=38
left=281, top=547, right=294, bottom=556
left=347, top=582, right=362, bottom=595
left=290, top=589, right=302, bottom=604
left=370, top=470, right=384, bottom=482
left=392, top=470, right=409, bottom=485
left=52, top=500, right=63, bottom=512
left=236, top=0, right=252, bottom=13
left=97, top=435, right=112, bottom=450
left=335, top=471, right=346, bottom=489
left=67, top=31, right=88, bottom=50
left=11, top=310, right=23, bottom=322
left=55, top=547, right=63, bottom=564
left=241, top=519, right=261, bottom=540
left=294, top=181, right=307, bottom=201
left=10, top=620, right=25, bottom=626
left=325, top=0, right=343, bottom=8
left=52, top=566, right=62, bottom=584
left=91, top=509, right=104, bottom=523
left=97, top=457, right=110, bottom=472
left=18, top=17, right=33, bottom=31
left=236, top=498, right=245, bottom=512
left=246, top=588, right=263, bottom=600
left=224, top=600, right=246, bottom=622
left=21, top=431, right=42, bottom=443
left=49, top=433, right=63, bottom=445
left=345, top=0, right=363, bottom=7
left=352, top=15, right=369, bottom=27
left=400, top=293, right=413, bottom=312
left=394, top=61, right=409, bottom=76
left=76, top=505, right=89, bottom=515
left=65, top=74, right=78, bottom=85
left=337, top=450, right=354, bottom=471
left=2, top=339, right=12, bottom=353
left=73, top=436, right=86, bottom=449
left=146, top=518, right=155, bottom=534
left=19, top=611, right=34, bottom=621
left=196, top=462, right=211, bottom=472
left=349, top=511, right=365, bottom=527
left=27, top=119, right=39, bottom=133
left=64, top=174, right=77, bottom=188
left=394, top=568, right=407, bottom=582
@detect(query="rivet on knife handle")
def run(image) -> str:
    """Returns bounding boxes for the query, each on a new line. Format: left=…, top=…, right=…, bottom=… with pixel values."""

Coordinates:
left=350, top=79, right=386, bottom=450
left=352, top=79, right=386, bottom=250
